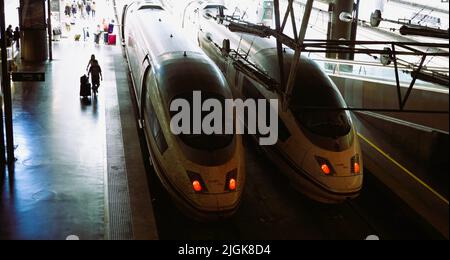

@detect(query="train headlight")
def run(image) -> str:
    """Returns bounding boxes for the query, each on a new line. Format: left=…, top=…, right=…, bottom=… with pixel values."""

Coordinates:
left=351, top=155, right=361, bottom=174
left=187, top=172, right=208, bottom=193
left=315, top=157, right=335, bottom=176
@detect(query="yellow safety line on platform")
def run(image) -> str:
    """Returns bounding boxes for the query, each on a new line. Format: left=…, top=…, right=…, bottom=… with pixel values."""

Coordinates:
left=358, top=133, right=449, bottom=205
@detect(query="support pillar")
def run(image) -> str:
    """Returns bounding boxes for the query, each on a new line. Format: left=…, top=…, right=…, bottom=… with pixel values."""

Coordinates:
left=1, top=0, right=15, bottom=164
left=326, top=0, right=356, bottom=67
left=19, top=0, right=48, bottom=62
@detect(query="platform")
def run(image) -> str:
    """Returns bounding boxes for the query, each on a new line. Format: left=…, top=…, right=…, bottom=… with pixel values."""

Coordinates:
left=0, top=37, right=157, bottom=240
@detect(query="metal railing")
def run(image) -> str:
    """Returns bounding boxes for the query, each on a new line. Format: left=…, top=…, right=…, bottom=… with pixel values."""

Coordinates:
left=311, top=56, right=449, bottom=89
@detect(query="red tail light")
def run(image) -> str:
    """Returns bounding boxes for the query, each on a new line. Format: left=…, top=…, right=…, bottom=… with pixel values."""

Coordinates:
left=225, top=169, right=238, bottom=192
left=351, top=155, right=361, bottom=174
left=229, top=178, right=237, bottom=191
left=354, top=163, right=361, bottom=174
left=316, top=156, right=335, bottom=176
left=321, top=164, right=331, bottom=175
left=192, top=180, right=202, bottom=192
left=188, top=172, right=208, bottom=193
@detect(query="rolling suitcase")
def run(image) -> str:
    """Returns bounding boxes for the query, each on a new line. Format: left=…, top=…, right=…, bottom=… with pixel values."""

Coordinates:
left=80, top=75, right=91, bottom=98
left=108, top=34, right=116, bottom=45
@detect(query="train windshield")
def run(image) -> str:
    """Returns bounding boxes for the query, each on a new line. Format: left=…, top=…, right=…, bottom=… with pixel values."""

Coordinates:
left=171, top=92, right=234, bottom=151
left=289, top=60, right=352, bottom=138
left=138, top=5, right=164, bottom=11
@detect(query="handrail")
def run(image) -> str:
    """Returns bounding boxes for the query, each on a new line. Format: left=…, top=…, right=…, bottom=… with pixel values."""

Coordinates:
left=311, top=57, right=449, bottom=73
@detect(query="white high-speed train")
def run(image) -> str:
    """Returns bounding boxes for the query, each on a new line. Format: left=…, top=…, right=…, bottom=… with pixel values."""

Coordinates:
left=122, top=0, right=245, bottom=219
left=184, top=1, right=363, bottom=203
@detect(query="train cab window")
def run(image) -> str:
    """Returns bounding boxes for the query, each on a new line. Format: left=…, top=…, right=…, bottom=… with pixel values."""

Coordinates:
left=171, top=92, right=234, bottom=151
left=243, top=77, right=291, bottom=142
left=278, top=117, right=291, bottom=142
left=138, top=5, right=164, bottom=11
left=289, top=60, right=351, bottom=139
left=242, top=77, right=264, bottom=100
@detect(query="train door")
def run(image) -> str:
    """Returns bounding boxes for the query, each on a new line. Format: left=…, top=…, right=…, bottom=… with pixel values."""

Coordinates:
left=139, top=57, right=152, bottom=118
left=141, top=60, right=168, bottom=159
left=122, top=2, right=137, bottom=43
left=121, top=4, right=128, bottom=42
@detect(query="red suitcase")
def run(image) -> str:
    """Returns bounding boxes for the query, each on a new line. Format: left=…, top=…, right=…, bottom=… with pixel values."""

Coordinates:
left=108, top=34, right=116, bottom=45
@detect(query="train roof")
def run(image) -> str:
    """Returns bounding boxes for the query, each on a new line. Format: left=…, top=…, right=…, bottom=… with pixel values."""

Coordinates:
left=133, top=7, right=204, bottom=63
left=126, top=3, right=231, bottom=101
left=201, top=17, right=284, bottom=56
left=198, top=0, right=226, bottom=7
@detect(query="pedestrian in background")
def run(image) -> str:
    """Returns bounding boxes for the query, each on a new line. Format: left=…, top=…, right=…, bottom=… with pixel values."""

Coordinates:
left=71, top=1, right=77, bottom=17
left=91, top=1, right=96, bottom=18
left=13, top=27, right=20, bottom=50
left=6, top=25, right=13, bottom=47
left=65, top=1, right=72, bottom=17
left=86, top=1, right=92, bottom=17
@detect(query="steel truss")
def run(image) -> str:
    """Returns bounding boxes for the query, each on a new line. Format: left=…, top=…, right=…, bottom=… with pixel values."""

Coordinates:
left=212, top=0, right=449, bottom=114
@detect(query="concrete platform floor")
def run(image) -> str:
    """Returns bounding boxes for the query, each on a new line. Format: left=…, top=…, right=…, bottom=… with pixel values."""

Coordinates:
left=0, top=38, right=157, bottom=240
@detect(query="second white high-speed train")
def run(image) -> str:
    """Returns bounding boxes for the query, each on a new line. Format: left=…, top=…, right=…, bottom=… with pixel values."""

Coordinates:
left=184, top=1, right=363, bottom=203
left=122, top=0, right=245, bottom=219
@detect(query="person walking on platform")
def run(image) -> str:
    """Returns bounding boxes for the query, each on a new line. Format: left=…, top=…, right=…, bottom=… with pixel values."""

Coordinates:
left=80, top=1, right=86, bottom=19
left=13, top=27, right=20, bottom=50
left=6, top=25, right=13, bottom=47
left=86, top=54, right=97, bottom=71
left=88, top=60, right=102, bottom=96
left=65, top=1, right=72, bottom=17
left=83, top=26, right=90, bottom=41
left=77, top=0, right=83, bottom=15
left=91, top=1, right=96, bottom=18
left=71, top=1, right=77, bottom=17
left=86, top=1, right=92, bottom=17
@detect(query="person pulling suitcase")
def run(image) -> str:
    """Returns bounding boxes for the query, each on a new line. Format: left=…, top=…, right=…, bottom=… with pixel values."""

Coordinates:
left=88, top=60, right=103, bottom=96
